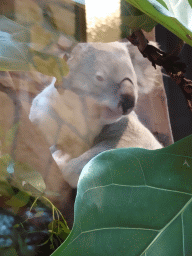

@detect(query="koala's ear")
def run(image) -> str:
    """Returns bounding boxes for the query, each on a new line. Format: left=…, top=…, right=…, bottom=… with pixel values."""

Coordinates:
left=63, top=53, right=70, bottom=62
left=115, top=41, right=133, bottom=58
left=69, top=43, right=90, bottom=59
left=67, top=43, right=91, bottom=68
left=126, top=41, right=161, bottom=94
left=125, top=40, right=160, bottom=63
left=120, top=41, right=135, bottom=58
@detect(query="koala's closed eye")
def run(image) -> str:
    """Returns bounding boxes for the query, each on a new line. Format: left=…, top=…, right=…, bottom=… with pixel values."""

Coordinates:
left=96, top=75, right=104, bottom=82
left=95, top=71, right=105, bottom=82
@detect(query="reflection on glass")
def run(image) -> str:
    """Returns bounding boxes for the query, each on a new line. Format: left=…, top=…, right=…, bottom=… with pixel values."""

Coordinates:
left=86, top=0, right=121, bottom=42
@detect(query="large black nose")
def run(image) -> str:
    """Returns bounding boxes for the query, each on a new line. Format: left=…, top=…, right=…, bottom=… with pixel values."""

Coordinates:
left=119, top=94, right=135, bottom=115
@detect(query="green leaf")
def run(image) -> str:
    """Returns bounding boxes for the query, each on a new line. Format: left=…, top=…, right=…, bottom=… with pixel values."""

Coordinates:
left=51, top=134, right=192, bottom=255
left=121, top=0, right=157, bottom=36
left=13, top=161, right=46, bottom=196
left=0, top=248, right=18, bottom=256
left=49, top=220, right=70, bottom=241
left=50, top=220, right=71, bottom=234
left=123, top=0, right=192, bottom=46
left=30, top=49, right=69, bottom=82
left=122, top=14, right=157, bottom=33
left=6, top=191, right=30, bottom=209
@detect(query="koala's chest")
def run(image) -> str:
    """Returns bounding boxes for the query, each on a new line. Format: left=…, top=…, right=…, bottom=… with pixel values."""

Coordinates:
left=50, top=90, right=104, bottom=158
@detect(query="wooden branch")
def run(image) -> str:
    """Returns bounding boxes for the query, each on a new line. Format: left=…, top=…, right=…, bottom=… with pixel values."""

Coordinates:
left=127, top=30, right=192, bottom=112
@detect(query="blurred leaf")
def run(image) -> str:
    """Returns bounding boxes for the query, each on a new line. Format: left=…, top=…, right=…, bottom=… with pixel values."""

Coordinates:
left=122, top=14, right=157, bottom=32
left=0, top=15, right=69, bottom=81
left=0, top=154, right=12, bottom=180
left=52, top=134, right=192, bottom=255
left=14, top=181, right=44, bottom=197
left=121, top=0, right=157, bottom=35
left=0, top=181, right=15, bottom=197
left=6, top=191, right=30, bottom=210
left=0, top=31, right=30, bottom=71
left=4, top=123, right=20, bottom=149
left=14, top=162, right=46, bottom=195
left=30, top=24, right=53, bottom=51
left=15, top=0, right=43, bottom=25
left=31, top=49, right=69, bottom=82
left=0, top=16, right=30, bottom=43
left=17, top=234, right=30, bottom=256
left=46, top=3, right=75, bottom=36
left=17, top=234, right=24, bottom=251
left=13, top=224, right=20, bottom=228
left=0, top=248, right=18, bottom=256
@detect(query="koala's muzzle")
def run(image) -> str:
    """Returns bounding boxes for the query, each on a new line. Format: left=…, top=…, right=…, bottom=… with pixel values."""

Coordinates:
left=119, top=78, right=136, bottom=115
left=119, top=94, right=135, bottom=114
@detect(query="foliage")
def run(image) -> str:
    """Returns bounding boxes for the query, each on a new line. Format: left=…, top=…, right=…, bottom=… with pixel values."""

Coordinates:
left=0, top=15, right=69, bottom=82
left=52, top=134, right=192, bottom=255
left=123, top=0, right=192, bottom=46
left=0, top=124, right=70, bottom=255
left=0, top=2, right=77, bottom=252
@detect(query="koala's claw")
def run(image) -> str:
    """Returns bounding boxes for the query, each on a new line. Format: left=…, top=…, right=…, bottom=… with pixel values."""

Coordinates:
left=52, top=150, right=81, bottom=188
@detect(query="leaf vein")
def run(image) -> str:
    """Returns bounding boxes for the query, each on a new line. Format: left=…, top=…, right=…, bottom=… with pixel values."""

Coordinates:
left=182, top=213, right=185, bottom=256
left=82, top=183, right=192, bottom=197
left=141, top=197, right=192, bottom=255
left=64, top=227, right=159, bottom=251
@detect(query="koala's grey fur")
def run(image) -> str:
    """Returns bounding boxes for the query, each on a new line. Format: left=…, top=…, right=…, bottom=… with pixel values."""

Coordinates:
left=29, top=41, right=163, bottom=188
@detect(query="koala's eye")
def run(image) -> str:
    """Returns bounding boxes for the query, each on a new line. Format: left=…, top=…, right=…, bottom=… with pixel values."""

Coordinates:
left=96, top=75, right=104, bottom=82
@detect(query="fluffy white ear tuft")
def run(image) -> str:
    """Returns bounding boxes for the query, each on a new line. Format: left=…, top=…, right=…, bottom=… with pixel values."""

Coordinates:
left=126, top=41, right=162, bottom=94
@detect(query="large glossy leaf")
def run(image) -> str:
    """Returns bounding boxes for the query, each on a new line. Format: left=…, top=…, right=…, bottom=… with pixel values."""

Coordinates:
left=123, top=0, right=192, bottom=46
left=52, top=134, right=192, bottom=255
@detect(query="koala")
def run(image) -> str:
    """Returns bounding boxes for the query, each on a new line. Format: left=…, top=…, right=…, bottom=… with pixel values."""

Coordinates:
left=29, top=41, right=163, bottom=188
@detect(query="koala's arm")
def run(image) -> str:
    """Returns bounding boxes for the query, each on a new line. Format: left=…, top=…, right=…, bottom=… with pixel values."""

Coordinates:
left=52, top=117, right=129, bottom=188
left=52, top=139, right=117, bottom=188
left=53, top=113, right=163, bottom=188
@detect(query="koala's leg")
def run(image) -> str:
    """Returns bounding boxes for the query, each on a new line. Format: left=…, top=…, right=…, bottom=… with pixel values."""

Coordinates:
left=52, top=140, right=117, bottom=188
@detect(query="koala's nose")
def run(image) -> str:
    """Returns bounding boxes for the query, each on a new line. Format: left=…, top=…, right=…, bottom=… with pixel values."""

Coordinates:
left=119, top=78, right=136, bottom=115
left=119, top=94, right=135, bottom=115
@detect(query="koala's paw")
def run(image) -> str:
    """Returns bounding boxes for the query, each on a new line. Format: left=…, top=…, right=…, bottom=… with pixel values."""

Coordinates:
left=52, top=150, right=81, bottom=188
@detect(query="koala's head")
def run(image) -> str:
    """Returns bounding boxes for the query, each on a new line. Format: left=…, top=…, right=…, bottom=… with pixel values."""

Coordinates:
left=62, top=42, right=139, bottom=124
